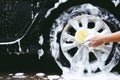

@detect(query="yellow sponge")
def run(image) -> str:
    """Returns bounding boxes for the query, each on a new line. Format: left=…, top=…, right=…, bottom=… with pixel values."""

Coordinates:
left=75, top=28, right=89, bottom=43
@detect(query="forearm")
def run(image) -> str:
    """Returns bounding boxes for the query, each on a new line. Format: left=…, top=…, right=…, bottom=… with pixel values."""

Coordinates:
left=102, top=31, right=120, bottom=43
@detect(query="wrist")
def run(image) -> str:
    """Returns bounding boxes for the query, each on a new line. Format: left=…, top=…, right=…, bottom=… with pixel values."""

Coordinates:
left=101, top=35, right=109, bottom=43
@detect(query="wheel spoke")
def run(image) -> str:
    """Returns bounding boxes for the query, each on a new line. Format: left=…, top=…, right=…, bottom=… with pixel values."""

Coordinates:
left=80, top=47, right=89, bottom=65
left=80, top=16, right=88, bottom=28
left=103, top=44, right=112, bottom=53
left=100, top=44, right=112, bottom=61
left=62, top=32, right=75, bottom=42
left=93, top=20, right=104, bottom=31
left=90, top=50, right=107, bottom=71
left=105, top=42, right=113, bottom=48
left=100, top=48, right=109, bottom=53
left=101, top=29, right=110, bottom=34
left=69, top=19, right=80, bottom=30
left=91, top=50, right=101, bottom=61
left=71, top=46, right=84, bottom=63
left=62, top=42, right=77, bottom=52
left=93, top=44, right=112, bottom=62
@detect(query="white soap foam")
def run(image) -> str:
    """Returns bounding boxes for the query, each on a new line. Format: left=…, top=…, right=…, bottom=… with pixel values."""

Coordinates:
left=112, top=0, right=120, bottom=7
left=45, top=0, right=68, bottom=18
left=36, top=73, right=45, bottom=77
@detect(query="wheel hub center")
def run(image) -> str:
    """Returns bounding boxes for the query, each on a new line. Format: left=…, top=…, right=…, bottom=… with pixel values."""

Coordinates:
left=75, top=28, right=90, bottom=43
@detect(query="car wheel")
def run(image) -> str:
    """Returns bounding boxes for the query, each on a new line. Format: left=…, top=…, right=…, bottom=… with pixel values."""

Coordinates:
left=50, top=3, right=120, bottom=74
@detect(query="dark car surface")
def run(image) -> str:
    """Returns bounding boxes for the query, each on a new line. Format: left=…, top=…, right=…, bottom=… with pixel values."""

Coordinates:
left=0, top=0, right=119, bottom=75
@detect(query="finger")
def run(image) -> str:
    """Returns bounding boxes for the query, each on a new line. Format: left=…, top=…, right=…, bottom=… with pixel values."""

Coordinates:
left=89, top=42, right=94, bottom=47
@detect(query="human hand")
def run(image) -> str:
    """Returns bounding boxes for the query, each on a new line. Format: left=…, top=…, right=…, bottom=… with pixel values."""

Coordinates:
left=89, top=34, right=105, bottom=47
